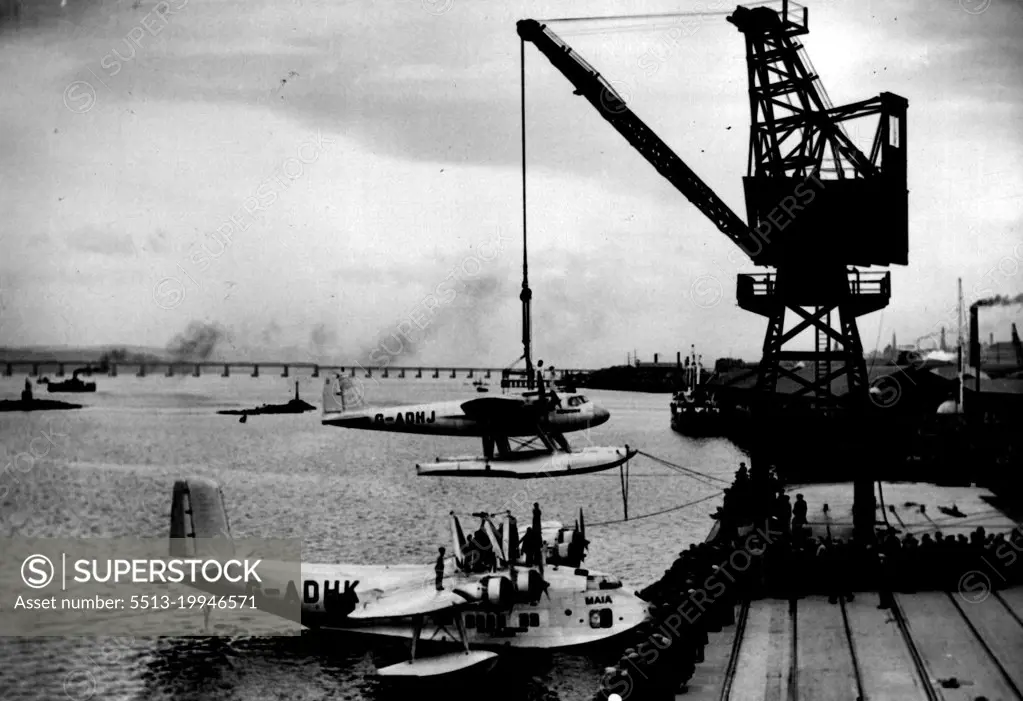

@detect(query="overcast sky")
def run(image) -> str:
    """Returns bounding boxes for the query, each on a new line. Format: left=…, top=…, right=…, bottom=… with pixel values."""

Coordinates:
left=1, top=0, right=1021, bottom=367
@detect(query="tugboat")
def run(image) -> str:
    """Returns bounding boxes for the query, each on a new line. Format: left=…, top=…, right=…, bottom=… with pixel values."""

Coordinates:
left=43, top=369, right=97, bottom=393
left=669, top=346, right=723, bottom=437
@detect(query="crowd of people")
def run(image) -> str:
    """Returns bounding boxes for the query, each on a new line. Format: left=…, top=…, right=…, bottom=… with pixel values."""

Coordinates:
left=591, top=461, right=1023, bottom=700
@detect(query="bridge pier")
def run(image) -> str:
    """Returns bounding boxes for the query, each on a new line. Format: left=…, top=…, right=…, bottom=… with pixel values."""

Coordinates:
left=312, top=365, right=319, bottom=378
left=57, top=363, right=65, bottom=377
left=450, top=369, right=456, bottom=378
left=382, top=368, right=389, bottom=378
left=416, top=368, right=422, bottom=378
left=485, top=369, right=491, bottom=378
left=4, top=363, right=11, bottom=377
left=137, top=364, right=146, bottom=377
left=350, top=368, right=356, bottom=377
left=281, top=365, right=289, bottom=378
left=166, top=364, right=174, bottom=377
left=468, top=369, right=474, bottom=378
left=109, top=364, right=117, bottom=377
left=222, top=364, right=230, bottom=377
left=365, top=368, right=373, bottom=378
left=251, top=365, right=259, bottom=378
left=399, top=368, right=405, bottom=378
left=193, top=364, right=201, bottom=377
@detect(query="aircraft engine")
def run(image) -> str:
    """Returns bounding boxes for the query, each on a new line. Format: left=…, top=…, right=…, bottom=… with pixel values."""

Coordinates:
left=548, top=527, right=586, bottom=566
left=482, top=574, right=515, bottom=609
left=453, top=575, right=515, bottom=609
left=513, top=568, right=545, bottom=602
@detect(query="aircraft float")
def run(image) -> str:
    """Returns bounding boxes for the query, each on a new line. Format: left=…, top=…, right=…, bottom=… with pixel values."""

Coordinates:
left=321, top=375, right=636, bottom=478
left=170, top=477, right=650, bottom=677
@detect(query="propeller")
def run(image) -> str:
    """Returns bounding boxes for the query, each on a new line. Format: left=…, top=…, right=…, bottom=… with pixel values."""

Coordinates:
left=579, top=507, right=588, bottom=551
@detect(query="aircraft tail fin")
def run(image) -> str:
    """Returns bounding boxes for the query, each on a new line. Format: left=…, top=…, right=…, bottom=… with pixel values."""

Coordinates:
left=322, top=373, right=365, bottom=415
left=169, top=477, right=235, bottom=559
left=322, top=375, right=345, bottom=414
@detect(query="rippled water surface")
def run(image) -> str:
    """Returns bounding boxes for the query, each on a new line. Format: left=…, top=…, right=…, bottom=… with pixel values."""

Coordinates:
left=0, top=372, right=745, bottom=700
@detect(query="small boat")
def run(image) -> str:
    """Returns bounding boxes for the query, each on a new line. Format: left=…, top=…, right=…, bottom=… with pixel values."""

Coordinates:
left=472, top=379, right=489, bottom=393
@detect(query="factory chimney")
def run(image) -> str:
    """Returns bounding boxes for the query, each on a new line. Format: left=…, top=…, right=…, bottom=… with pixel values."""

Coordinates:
left=969, top=303, right=980, bottom=394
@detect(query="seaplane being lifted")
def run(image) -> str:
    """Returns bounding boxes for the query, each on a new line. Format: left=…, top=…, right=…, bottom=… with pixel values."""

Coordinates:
left=322, top=375, right=636, bottom=478
left=171, top=477, right=650, bottom=677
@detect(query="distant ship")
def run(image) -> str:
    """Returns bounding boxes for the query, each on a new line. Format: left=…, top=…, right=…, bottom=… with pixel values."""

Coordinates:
left=669, top=346, right=724, bottom=437
left=217, top=380, right=316, bottom=421
left=43, top=371, right=96, bottom=393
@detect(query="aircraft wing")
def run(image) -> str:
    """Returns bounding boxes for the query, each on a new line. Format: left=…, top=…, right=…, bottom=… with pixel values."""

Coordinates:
left=459, top=395, right=530, bottom=419
left=346, top=586, right=469, bottom=620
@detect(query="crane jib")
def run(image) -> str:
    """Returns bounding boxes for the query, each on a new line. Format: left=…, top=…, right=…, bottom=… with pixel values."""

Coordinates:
left=516, top=19, right=761, bottom=263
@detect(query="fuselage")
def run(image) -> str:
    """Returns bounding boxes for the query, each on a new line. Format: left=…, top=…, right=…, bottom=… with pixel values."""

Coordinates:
left=322, top=392, right=610, bottom=437
left=226, top=561, right=648, bottom=650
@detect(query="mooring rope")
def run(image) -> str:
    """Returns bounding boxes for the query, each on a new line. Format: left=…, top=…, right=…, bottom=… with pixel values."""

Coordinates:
left=636, top=449, right=732, bottom=486
left=587, top=490, right=723, bottom=527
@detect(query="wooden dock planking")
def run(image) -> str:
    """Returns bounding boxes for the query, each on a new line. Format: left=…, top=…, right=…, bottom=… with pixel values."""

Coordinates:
left=793, top=596, right=859, bottom=701
left=785, top=482, right=1018, bottom=542
left=842, top=596, right=929, bottom=700
left=725, top=599, right=792, bottom=701
left=898, top=590, right=1019, bottom=700
left=678, top=606, right=740, bottom=701
left=956, top=588, right=1023, bottom=694
left=999, top=587, right=1023, bottom=624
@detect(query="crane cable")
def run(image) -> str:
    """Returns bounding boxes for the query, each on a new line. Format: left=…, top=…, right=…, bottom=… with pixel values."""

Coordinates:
left=537, top=1, right=783, bottom=24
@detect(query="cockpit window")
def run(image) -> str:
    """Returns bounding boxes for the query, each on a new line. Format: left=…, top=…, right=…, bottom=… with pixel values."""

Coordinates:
left=567, top=396, right=583, bottom=407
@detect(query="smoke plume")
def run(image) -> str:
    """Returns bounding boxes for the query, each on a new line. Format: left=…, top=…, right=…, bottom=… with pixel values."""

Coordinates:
left=356, top=273, right=507, bottom=367
left=309, top=323, right=337, bottom=356
left=167, top=321, right=227, bottom=361
left=972, top=293, right=1023, bottom=309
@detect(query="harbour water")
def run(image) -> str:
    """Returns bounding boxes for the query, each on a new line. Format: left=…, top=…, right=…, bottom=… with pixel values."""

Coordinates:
left=0, top=372, right=745, bottom=701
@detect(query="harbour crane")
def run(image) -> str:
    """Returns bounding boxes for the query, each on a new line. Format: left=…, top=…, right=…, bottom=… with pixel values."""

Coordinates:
left=518, top=0, right=909, bottom=538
